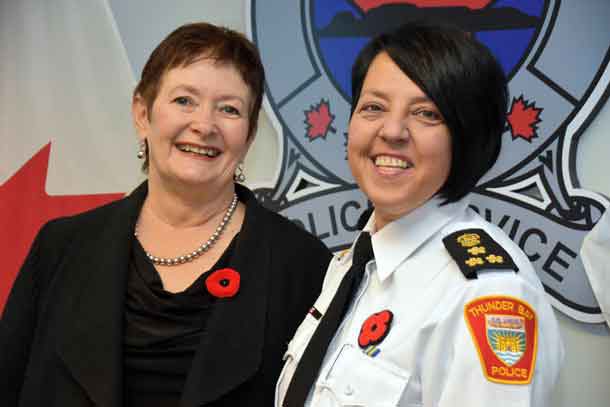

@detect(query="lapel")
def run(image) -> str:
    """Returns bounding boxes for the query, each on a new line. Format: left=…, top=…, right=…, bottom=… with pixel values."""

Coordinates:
left=57, top=182, right=147, bottom=407
left=182, top=184, right=271, bottom=406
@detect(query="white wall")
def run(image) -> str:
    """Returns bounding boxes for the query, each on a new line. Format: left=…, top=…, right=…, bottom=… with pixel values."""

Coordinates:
left=552, top=99, right=610, bottom=406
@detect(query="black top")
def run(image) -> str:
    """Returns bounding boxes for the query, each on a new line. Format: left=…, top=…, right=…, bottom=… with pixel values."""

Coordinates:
left=124, top=235, right=237, bottom=406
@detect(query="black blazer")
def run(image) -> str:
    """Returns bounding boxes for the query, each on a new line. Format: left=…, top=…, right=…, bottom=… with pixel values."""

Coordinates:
left=0, top=182, right=331, bottom=406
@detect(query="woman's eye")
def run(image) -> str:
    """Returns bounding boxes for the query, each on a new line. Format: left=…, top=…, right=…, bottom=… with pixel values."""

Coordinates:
left=220, top=105, right=241, bottom=116
left=174, top=96, right=193, bottom=106
left=360, top=104, right=383, bottom=113
left=415, top=109, right=443, bottom=122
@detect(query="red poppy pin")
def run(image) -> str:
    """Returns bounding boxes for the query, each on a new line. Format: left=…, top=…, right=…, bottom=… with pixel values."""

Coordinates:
left=205, top=268, right=240, bottom=298
left=358, top=310, right=394, bottom=348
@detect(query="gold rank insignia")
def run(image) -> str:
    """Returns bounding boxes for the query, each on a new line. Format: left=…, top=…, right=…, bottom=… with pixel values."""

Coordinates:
left=443, top=228, right=518, bottom=279
left=457, top=232, right=481, bottom=247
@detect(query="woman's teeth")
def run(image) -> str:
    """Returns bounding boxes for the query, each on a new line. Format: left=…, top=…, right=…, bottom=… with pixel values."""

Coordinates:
left=375, top=156, right=409, bottom=169
left=177, top=144, right=219, bottom=157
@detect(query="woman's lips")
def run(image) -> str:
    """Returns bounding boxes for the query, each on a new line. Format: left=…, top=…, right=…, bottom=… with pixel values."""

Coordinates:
left=176, top=143, right=221, bottom=158
left=374, top=155, right=410, bottom=169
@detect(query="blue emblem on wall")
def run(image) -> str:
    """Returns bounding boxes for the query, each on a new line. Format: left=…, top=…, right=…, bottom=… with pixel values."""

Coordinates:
left=249, top=0, right=610, bottom=322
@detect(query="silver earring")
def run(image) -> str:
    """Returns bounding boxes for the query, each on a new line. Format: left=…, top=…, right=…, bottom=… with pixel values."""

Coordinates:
left=137, top=140, right=146, bottom=159
left=234, top=162, right=246, bottom=182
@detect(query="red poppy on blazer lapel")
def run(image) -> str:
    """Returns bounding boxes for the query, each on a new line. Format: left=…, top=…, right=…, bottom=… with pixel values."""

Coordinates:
left=206, top=268, right=241, bottom=298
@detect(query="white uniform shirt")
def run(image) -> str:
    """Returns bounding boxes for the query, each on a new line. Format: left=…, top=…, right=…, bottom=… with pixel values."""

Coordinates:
left=276, top=197, right=564, bottom=407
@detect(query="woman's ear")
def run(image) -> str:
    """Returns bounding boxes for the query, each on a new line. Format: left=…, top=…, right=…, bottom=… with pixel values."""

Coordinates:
left=132, top=94, right=150, bottom=140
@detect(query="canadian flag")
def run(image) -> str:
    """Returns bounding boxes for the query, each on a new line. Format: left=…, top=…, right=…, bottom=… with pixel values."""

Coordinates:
left=0, top=0, right=141, bottom=311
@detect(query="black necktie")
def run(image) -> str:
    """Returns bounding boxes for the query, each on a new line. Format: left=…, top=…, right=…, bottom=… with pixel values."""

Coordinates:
left=283, top=232, right=374, bottom=407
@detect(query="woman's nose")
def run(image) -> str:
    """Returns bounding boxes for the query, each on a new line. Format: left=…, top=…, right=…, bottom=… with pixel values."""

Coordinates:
left=379, top=116, right=409, bottom=144
left=190, top=107, right=218, bottom=136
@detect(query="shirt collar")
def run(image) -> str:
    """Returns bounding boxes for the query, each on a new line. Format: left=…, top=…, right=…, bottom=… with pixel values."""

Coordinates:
left=363, top=196, right=470, bottom=282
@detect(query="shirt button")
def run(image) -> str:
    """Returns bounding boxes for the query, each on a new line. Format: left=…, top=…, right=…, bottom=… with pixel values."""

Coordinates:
left=344, top=385, right=354, bottom=396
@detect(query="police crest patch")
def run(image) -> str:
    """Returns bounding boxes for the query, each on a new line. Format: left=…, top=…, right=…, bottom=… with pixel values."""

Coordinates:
left=465, top=296, right=537, bottom=384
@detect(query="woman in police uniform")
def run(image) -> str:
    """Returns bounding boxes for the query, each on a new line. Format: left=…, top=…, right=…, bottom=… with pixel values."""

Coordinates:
left=277, top=22, right=564, bottom=407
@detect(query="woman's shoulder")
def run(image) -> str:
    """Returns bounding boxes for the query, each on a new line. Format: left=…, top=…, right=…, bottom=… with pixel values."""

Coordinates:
left=240, top=185, right=330, bottom=253
left=436, top=208, right=551, bottom=305
left=441, top=209, right=533, bottom=273
left=436, top=210, right=557, bottom=323
left=41, top=194, right=130, bottom=236
left=31, top=192, right=140, bottom=259
left=42, top=181, right=147, bottom=236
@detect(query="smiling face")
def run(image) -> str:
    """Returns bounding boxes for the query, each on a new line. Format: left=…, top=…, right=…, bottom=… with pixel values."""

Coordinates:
left=133, top=57, right=253, bottom=196
left=348, top=52, right=452, bottom=230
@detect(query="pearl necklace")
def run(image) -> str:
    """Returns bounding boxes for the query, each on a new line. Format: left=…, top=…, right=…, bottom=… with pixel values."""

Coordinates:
left=135, top=194, right=239, bottom=266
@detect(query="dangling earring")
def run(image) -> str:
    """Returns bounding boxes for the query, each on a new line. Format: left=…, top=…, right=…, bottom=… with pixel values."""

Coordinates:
left=234, top=162, right=246, bottom=182
left=137, top=140, right=146, bottom=159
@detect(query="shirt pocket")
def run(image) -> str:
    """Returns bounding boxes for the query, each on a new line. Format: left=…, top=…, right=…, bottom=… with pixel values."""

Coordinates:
left=275, top=314, right=319, bottom=406
left=320, top=344, right=411, bottom=407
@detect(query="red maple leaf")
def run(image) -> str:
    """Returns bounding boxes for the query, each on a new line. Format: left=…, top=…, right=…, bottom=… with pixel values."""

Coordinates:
left=304, top=99, right=336, bottom=141
left=0, top=143, right=124, bottom=312
left=506, top=96, right=543, bottom=142
left=352, top=0, right=492, bottom=13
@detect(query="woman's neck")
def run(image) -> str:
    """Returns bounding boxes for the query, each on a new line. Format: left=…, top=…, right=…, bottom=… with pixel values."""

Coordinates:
left=143, top=177, right=236, bottom=229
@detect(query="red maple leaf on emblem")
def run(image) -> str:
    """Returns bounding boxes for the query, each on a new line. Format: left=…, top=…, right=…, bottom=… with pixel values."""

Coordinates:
left=506, top=95, right=543, bottom=142
left=304, top=99, right=336, bottom=141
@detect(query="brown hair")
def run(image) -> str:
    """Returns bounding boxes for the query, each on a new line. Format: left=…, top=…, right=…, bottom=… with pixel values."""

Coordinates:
left=134, top=22, right=266, bottom=170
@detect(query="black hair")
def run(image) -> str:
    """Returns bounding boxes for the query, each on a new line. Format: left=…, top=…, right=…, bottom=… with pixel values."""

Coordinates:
left=351, top=21, right=508, bottom=203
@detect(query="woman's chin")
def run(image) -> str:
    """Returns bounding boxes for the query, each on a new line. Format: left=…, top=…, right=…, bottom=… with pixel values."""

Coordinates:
left=152, top=170, right=225, bottom=192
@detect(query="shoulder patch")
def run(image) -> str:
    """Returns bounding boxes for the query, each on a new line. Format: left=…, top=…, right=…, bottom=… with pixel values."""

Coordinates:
left=464, top=296, right=538, bottom=384
left=442, top=228, right=518, bottom=279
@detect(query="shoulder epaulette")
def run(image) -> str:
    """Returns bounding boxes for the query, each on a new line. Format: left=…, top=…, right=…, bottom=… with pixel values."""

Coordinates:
left=442, top=228, right=518, bottom=279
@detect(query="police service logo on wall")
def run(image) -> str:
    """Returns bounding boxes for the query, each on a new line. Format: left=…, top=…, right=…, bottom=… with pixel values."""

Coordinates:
left=248, top=0, right=610, bottom=322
